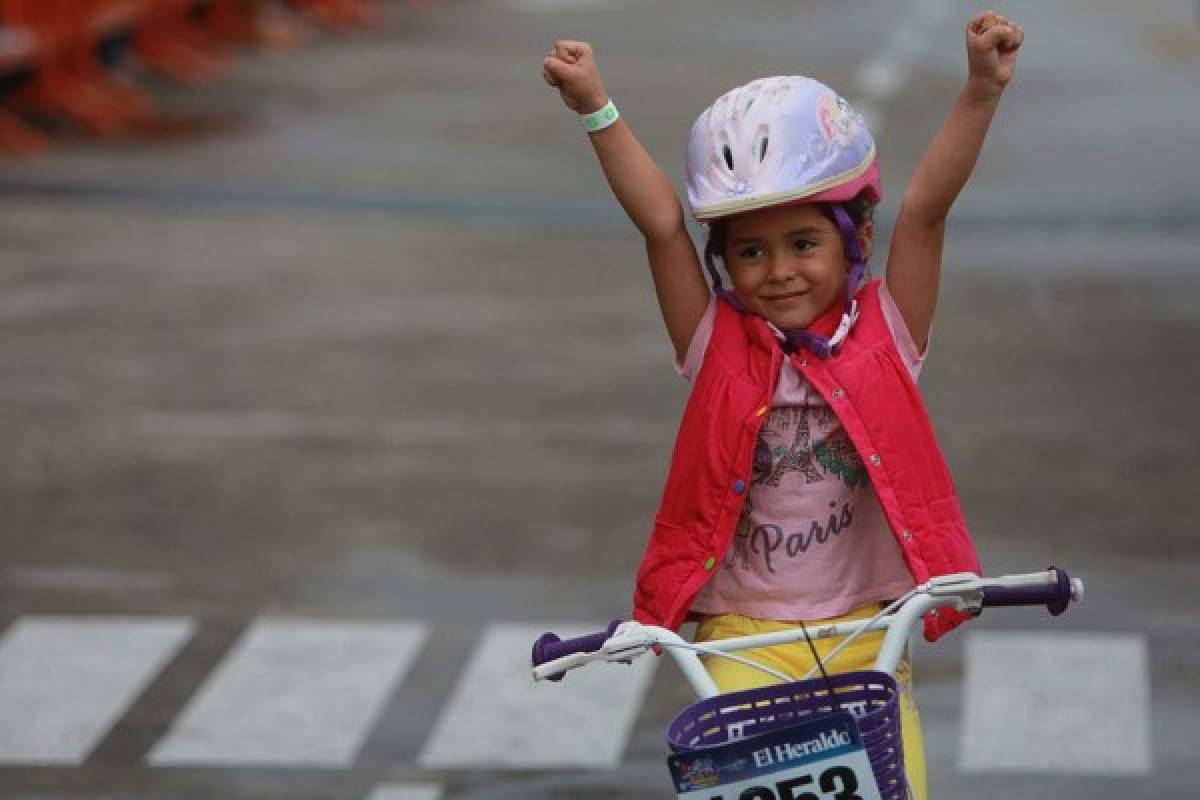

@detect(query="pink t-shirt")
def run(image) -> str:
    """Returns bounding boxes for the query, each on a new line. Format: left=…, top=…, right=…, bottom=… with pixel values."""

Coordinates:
left=680, top=283, right=923, bottom=621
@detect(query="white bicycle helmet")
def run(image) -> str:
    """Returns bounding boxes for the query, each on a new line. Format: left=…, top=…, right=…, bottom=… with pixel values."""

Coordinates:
left=686, top=76, right=880, bottom=357
left=686, top=75, right=879, bottom=221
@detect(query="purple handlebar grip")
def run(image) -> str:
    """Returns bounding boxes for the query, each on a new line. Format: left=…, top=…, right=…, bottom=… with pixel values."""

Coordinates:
left=531, top=621, right=621, bottom=682
left=981, top=567, right=1073, bottom=616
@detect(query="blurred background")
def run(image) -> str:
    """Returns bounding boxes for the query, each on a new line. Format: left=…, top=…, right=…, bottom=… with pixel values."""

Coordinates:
left=0, top=1, right=1197, bottom=799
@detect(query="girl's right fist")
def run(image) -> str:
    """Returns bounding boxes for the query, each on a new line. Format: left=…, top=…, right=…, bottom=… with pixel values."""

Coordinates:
left=542, top=40, right=609, bottom=114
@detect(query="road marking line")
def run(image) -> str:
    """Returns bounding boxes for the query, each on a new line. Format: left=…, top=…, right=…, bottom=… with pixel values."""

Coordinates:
left=148, top=619, right=427, bottom=767
left=0, top=617, right=194, bottom=764
left=959, top=631, right=1151, bottom=774
left=2, top=566, right=173, bottom=593
left=418, top=623, right=656, bottom=769
left=366, top=785, right=443, bottom=800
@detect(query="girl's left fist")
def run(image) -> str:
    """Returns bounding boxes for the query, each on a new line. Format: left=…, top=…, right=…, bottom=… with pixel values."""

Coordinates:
left=966, top=11, right=1024, bottom=90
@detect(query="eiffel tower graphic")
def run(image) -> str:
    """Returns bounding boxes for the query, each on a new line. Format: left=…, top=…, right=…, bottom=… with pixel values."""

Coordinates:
left=758, top=409, right=824, bottom=487
left=814, top=429, right=869, bottom=489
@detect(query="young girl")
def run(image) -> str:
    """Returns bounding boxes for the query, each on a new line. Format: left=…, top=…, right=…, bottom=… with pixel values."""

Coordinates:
left=543, top=12, right=1023, bottom=798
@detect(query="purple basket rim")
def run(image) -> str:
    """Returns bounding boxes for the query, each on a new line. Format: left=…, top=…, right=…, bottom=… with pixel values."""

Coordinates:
left=666, top=670, right=899, bottom=752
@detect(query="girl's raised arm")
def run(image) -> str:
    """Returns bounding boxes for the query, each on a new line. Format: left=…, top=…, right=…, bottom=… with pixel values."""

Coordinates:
left=544, top=40, right=709, bottom=361
left=886, top=12, right=1024, bottom=351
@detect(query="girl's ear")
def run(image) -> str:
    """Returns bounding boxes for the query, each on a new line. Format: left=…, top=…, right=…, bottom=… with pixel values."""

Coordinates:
left=856, top=220, right=875, bottom=262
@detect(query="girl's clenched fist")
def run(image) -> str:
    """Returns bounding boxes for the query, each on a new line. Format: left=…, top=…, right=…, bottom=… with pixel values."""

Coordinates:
left=543, top=40, right=609, bottom=114
left=966, top=11, right=1024, bottom=92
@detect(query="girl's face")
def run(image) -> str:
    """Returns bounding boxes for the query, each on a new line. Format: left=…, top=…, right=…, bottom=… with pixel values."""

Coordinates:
left=722, top=203, right=872, bottom=330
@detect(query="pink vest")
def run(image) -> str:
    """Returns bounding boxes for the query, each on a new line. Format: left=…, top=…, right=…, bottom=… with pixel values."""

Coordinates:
left=632, top=280, right=981, bottom=642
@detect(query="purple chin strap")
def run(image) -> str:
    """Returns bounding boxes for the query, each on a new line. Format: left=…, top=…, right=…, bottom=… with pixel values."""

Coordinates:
left=704, top=203, right=865, bottom=359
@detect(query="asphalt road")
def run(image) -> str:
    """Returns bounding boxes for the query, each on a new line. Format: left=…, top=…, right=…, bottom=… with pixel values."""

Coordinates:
left=0, top=1, right=1197, bottom=798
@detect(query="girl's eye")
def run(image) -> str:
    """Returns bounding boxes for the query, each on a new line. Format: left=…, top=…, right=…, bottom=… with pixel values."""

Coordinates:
left=738, top=245, right=763, bottom=259
left=793, top=239, right=815, bottom=252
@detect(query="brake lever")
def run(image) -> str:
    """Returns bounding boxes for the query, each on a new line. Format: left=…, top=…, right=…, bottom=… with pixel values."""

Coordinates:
left=600, top=621, right=654, bottom=663
left=922, top=572, right=987, bottom=613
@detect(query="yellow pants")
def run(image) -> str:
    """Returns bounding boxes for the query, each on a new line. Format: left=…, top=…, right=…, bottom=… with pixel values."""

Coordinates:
left=695, top=607, right=927, bottom=800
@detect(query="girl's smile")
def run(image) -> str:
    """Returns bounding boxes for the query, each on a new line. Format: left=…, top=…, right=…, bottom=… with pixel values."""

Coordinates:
left=763, top=288, right=812, bottom=303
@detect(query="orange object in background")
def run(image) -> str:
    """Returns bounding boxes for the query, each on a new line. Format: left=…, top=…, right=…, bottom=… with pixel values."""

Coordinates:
left=0, top=1, right=420, bottom=160
left=134, top=0, right=227, bottom=87
left=0, top=0, right=152, bottom=136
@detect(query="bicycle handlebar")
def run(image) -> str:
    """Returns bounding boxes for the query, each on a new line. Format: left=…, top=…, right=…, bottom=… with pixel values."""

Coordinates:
left=531, top=620, right=621, bottom=681
left=530, top=568, right=1085, bottom=688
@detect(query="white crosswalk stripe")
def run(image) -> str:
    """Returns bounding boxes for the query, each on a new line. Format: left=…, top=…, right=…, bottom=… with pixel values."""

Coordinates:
left=418, top=623, right=657, bottom=769
left=365, top=784, right=443, bottom=800
left=0, top=617, right=194, bottom=764
left=959, top=631, right=1151, bottom=775
left=148, top=619, right=428, bottom=767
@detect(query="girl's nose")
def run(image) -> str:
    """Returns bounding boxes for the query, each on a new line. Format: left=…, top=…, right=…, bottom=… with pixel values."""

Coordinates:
left=768, top=254, right=798, bottom=281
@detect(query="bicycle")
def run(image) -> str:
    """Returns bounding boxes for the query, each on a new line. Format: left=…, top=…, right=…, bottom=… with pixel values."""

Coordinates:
left=531, top=567, right=1084, bottom=800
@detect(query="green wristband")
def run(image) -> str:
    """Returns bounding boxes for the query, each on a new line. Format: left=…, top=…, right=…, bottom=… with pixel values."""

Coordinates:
left=581, top=99, right=619, bottom=133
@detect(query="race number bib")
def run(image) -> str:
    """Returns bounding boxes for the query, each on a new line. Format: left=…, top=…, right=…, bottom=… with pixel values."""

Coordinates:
left=667, top=712, right=883, bottom=800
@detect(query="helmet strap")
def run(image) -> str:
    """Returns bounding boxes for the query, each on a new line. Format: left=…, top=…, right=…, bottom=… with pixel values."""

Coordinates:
left=830, top=203, right=867, bottom=302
